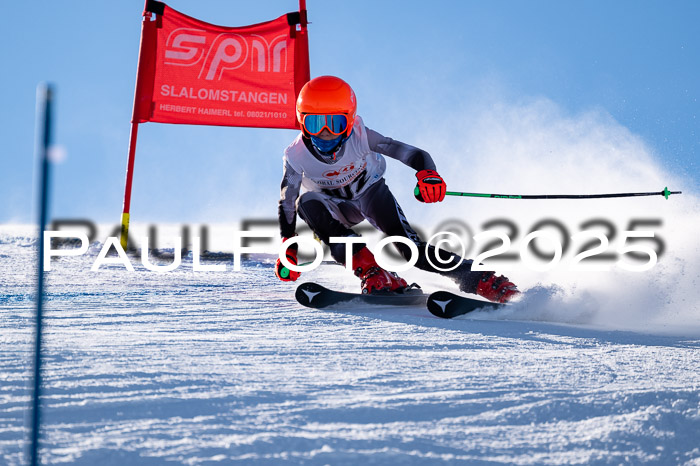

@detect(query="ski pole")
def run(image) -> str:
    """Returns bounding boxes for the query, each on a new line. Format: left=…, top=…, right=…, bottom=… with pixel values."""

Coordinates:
left=428, top=186, right=682, bottom=200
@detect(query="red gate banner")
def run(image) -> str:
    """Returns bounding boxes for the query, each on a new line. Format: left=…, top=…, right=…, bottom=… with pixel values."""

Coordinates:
left=132, top=1, right=309, bottom=129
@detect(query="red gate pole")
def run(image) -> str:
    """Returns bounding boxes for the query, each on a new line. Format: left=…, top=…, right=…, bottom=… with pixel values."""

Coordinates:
left=120, top=122, right=139, bottom=250
left=120, top=1, right=158, bottom=250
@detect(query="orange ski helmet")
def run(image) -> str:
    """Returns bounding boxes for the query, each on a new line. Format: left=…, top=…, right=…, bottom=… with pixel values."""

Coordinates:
left=296, top=76, right=357, bottom=138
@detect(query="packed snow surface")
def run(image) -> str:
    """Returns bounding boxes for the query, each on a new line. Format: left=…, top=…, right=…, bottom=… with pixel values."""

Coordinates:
left=1, top=227, right=699, bottom=465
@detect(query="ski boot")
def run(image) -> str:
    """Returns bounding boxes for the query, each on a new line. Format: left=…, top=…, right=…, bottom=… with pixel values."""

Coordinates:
left=352, top=247, right=408, bottom=294
left=476, top=271, right=520, bottom=303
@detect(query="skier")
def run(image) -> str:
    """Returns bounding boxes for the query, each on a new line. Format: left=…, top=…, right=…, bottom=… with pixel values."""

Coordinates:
left=275, top=75, right=519, bottom=303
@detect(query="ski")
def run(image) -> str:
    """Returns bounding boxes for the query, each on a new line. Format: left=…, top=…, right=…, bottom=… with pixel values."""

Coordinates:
left=295, top=282, right=427, bottom=309
left=427, top=290, right=505, bottom=319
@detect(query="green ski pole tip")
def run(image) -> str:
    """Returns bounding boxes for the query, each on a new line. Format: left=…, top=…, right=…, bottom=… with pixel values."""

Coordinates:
left=413, top=186, right=425, bottom=202
left=663, top=187, right=670, bottom=200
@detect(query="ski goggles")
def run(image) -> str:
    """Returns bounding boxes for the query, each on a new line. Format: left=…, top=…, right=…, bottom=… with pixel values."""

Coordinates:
left=301, top=114, right=349, bottom=136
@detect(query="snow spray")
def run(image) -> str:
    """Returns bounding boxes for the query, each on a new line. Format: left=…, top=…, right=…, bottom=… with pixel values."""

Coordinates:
left=389, top=97, right=700, bottom=335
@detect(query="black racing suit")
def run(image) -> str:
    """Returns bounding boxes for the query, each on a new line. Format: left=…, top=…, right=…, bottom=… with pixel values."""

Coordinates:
left=278, top=127, right=484, bottom=293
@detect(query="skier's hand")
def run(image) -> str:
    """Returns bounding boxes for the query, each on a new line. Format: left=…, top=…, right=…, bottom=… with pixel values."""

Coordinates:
left=415, top=169, right=446, bottom=203
left=275, top=239, right=301, bottom=281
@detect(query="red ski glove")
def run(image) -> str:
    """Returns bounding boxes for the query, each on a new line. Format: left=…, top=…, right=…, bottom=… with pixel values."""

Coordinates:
left=275, top=239, right=301, bottom=282
left=415, top=169, right=446, bottom=203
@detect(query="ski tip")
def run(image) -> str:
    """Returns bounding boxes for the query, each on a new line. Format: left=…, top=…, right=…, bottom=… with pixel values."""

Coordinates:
left=295, top=282, right=327, bottom=308
left=427, top=291, right=505, bottom=319
left=427, top=291, right=458, bottom=319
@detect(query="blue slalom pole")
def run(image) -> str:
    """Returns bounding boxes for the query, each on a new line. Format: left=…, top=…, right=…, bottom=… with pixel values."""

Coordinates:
left=29, top=83, right=53, bottom=466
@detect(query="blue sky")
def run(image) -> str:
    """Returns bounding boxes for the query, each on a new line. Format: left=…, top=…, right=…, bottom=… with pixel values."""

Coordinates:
left=1, top=0, right=698, bottom=225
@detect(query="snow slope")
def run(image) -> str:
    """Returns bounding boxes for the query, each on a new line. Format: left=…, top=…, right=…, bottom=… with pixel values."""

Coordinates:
left=1, top=227, right=700, bottom=465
